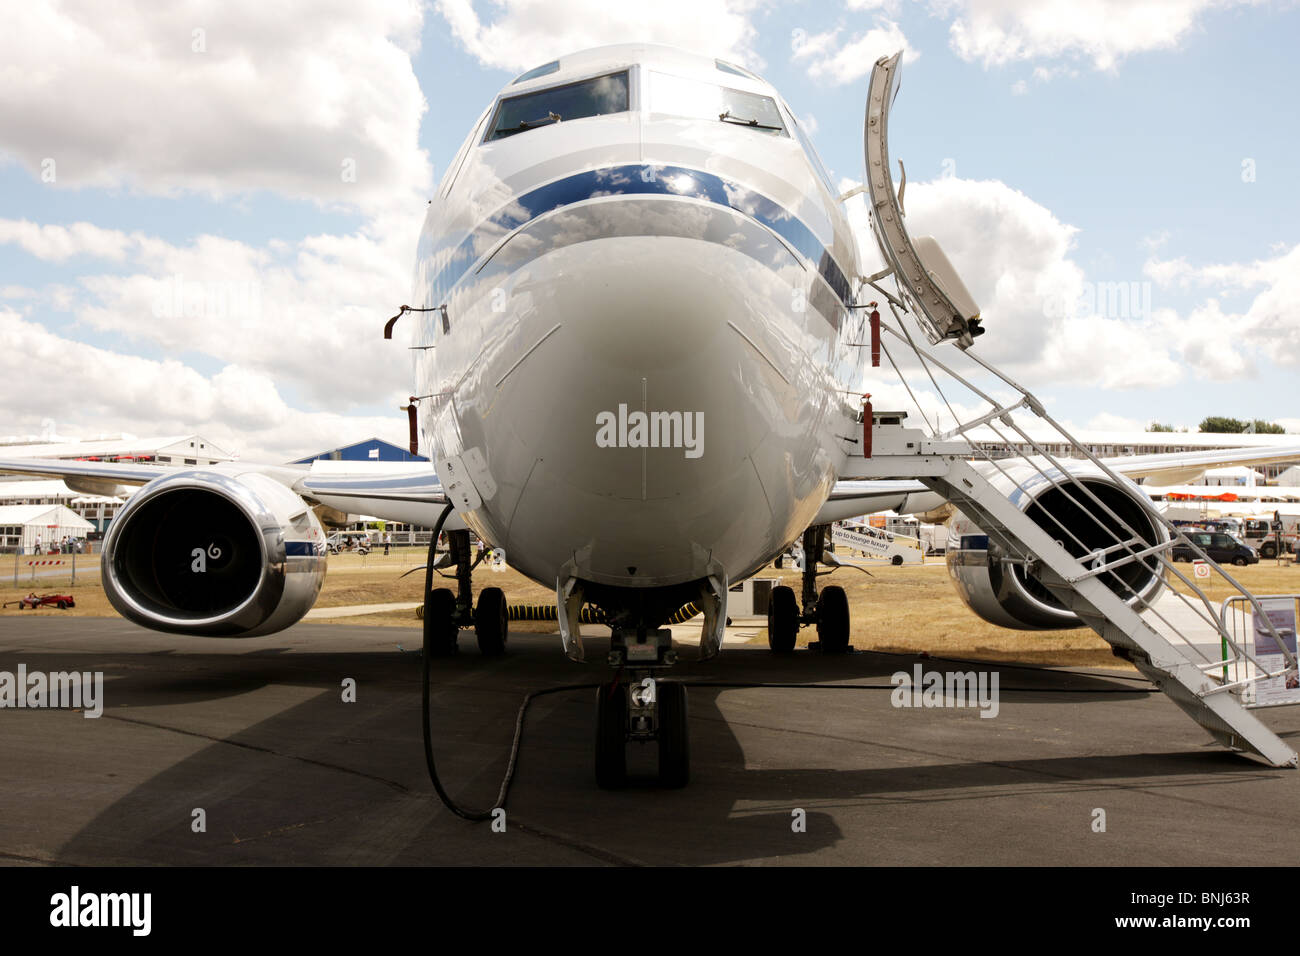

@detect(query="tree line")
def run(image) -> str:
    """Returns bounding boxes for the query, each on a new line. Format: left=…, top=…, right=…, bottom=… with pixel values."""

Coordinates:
left=1146, top=418, right=1287, bottom=434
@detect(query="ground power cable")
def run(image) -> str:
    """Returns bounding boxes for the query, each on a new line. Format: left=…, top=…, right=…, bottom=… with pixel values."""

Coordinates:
left=419, top=603, right=1157, bottom=823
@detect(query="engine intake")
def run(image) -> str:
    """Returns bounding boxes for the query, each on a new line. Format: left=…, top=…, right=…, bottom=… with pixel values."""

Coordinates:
left=102, top=471, right=327, bottom=637
left=946, top=462, right=1168, bottom=630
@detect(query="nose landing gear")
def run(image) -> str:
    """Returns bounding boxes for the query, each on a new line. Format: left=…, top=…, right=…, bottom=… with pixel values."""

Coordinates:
left=593, top=628, right=690, bottom=789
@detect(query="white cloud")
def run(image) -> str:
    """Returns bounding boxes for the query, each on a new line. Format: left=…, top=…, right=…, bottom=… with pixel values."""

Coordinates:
left=845, top=175, right=1184, bottom=389
left=849, top=0, right=903, bottom=11
left=436, top=0, right=763, bottom=74
left=1152, top=300, right=1254, bottom=380
left=792, top=19, right=916, bottom=85
left=1084, top=412, right=1147, bottom=431
left=1145, top=244, right=1300, bottom=370
left=0, top=0, right=432, bottom=213
left=0, top=310, right=408, bottom=461
left=1140, top=230, right=1170, bottom=253
left=0, top=203, right=430, bottom=414
left=0, top=220, right=137, bottom=262
left=947, top=0, right=1256, bottom=71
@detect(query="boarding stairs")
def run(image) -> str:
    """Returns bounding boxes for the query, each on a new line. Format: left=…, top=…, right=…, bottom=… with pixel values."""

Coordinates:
left=839, top=311, right=1298, bottom=767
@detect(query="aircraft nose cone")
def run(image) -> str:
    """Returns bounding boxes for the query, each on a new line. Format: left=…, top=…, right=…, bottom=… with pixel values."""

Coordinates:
left=508, top=236, right=783, bottom=494
left=483, top=232, right=814, bottom=584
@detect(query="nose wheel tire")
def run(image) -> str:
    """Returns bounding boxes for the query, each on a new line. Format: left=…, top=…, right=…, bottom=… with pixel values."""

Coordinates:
left=657, top=681, right=690, bottom=788
left=816, top=584, right=850, bottom=654
left=595, top=682, right=628, bottom=789
left=423, top=587, right=458, bottom=656
left=475, top=586, right=508, bottom=656
left=767, top=585, right=799, bottom=653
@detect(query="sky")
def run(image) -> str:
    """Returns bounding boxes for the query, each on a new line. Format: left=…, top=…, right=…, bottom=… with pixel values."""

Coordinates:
left=1, top=0, right=1297, bottom=460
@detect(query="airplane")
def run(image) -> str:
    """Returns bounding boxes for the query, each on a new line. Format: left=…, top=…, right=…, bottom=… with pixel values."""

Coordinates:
left=4, top=44, right=1300, bottom=790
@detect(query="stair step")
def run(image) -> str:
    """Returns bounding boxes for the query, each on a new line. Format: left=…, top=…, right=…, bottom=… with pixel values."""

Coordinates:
left=922, top=457, right=1297, bottom=768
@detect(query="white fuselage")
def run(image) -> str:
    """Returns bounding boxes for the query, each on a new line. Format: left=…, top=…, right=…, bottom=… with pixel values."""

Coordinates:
left=411, top=45, right=867, bottom=593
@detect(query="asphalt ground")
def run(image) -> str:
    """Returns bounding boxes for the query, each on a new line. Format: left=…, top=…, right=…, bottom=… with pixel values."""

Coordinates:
left=1, top=617, right=1298, bottom=866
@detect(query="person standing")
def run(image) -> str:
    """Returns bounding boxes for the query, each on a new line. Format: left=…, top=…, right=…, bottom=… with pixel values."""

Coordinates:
left=383, top=531, right=391, bottom=556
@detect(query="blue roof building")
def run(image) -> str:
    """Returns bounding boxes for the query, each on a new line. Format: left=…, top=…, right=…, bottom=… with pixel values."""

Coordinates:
left=292, top=437, right=428, bottom=464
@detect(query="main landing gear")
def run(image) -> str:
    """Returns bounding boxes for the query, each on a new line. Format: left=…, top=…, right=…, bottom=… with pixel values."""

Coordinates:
left=594, top=628, right=690, bottom=789
left=423, top=527, right=508, bottom=657
left=767, top=524, right=851, bottom=655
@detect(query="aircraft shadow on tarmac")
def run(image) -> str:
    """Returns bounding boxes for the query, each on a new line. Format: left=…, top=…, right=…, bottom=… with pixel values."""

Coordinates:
left=0, top=620, right=1289, bottom=866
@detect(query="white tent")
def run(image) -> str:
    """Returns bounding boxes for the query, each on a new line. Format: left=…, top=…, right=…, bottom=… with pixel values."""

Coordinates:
left=0, top=504, right=94, bottom=553
left=1201, top=465, right=1265, bottom=487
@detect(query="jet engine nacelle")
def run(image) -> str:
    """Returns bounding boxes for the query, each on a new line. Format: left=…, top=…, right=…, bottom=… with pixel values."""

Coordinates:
left=945, top=461, right=1168, bottom=630
left=102, top=470, right=327, bottom=637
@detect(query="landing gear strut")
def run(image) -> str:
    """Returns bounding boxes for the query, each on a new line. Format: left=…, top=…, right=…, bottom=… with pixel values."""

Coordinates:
left=766, top=524, right=851, bottom=654
left=422, top=517, right=508, bottom=657
left=593, top=628, right=690, bottom=789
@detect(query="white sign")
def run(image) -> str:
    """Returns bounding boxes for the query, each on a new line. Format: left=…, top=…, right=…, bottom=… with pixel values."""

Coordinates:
left=834, top=525, right=893, bottom=557
left=1192, top=560, right=1211, bottom=579
left=1251, top=598, right=1300, bottom=708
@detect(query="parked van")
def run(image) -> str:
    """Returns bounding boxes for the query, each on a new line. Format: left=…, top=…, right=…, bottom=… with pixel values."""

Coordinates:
left=326, top=531, right=372, bottom=555
left=1171, top=531, right=1258, bottom=566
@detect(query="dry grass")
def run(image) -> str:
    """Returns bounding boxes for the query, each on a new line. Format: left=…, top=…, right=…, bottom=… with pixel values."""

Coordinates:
left=4, top=549, right=1297, bottom=668
left=0, top=573, right=111, bottom=618
left=760, top=560, right=1300, bottom=669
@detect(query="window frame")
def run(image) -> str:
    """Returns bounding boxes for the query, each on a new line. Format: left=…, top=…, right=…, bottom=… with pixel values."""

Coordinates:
left=781, top=99, right=838, bottom=196
left=440, top=104, right=493, bottom=199
left=645, top=69, right=789, bottom=138
left=481, top=68, right=636, bottom=145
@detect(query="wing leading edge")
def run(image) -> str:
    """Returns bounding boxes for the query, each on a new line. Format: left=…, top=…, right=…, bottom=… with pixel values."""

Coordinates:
left=817, top=443, right=1300, bottom=525
left=0, top=455, right=464, bottom=530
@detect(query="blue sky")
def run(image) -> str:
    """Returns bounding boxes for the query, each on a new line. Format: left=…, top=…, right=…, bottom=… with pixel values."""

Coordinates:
left=1, top=0, right=1297, bottom=459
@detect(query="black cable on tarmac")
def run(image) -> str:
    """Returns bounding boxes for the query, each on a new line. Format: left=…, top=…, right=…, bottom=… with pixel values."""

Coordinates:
left=417, top=507, right=1155, bottom=822
left=419, top=499, right=602, bottom=821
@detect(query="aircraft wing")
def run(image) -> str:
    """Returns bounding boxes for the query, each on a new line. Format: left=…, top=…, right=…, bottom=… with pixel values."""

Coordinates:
left=0, top=455, right=177, bottom=490
left=294, top=465, right=455, bottom=528
left=0, top=455, right=466, bottom=530
left=817, top=443, right=1300, bottom=524
left=1099, top=444, right=1300, bottom=485
left=813, top=479, right=940, bottom=525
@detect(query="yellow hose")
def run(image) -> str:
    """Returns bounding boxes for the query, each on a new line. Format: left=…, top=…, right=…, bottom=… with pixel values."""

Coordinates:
left=417, top=602, right=702, bottom=623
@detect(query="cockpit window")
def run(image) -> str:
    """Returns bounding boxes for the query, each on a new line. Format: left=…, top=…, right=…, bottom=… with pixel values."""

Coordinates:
left=788, top=109, right=837, bottom=195
left=715, top=58, right=756, bottom=80
left=513, top=60, right=560, bottom=84
left=648, top=71, right=786, bottom=135
left=488, top=71, right=630, bottom=141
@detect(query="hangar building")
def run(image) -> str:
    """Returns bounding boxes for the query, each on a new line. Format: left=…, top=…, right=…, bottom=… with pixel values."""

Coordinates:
left=292, top=437, right=427, bottom=464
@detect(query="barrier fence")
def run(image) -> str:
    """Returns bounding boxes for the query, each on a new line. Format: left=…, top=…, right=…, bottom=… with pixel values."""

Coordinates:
left=7, top=545, right=93, bottom=589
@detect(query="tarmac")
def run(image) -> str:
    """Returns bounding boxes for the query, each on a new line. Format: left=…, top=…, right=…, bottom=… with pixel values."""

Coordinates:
left=1, top=616, right=1298, bottom=866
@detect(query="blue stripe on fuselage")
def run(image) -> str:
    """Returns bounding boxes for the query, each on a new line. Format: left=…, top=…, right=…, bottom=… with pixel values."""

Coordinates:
left=425, top=164, right=854, bottom=313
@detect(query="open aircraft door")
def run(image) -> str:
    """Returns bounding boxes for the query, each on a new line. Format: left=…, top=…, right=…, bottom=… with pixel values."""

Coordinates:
left=863, top=52, right=984, bottom=350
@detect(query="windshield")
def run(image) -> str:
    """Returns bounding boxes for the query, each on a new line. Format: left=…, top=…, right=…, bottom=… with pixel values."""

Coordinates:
left=488, top=71, right=630, bottom=141
left=787, top=108, right=836, bottom=194
left=648, top=71, right=786, bottom=135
